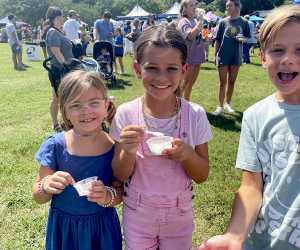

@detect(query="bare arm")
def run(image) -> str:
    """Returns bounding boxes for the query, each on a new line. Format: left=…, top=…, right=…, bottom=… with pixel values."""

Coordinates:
left=194, top=171, right=263, bottom=250
left=213, top=41, right=220, bottom=65
left=112, top=125, right=147, bottom=182
left=93, top=28, right=98, bottom=41
left=11, top=31, right=21, bottom=46
left=112, top=141, right=137, bottom=182
left=186, top=13, right=204, bottom=40
left=224, top=171, right=263, bottom=243
left=50, top=46, right=65, bottom=64
left=32, top=165, right=75, bottom=204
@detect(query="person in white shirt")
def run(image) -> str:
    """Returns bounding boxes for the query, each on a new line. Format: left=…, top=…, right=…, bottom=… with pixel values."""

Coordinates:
left=63, top=10, right=84, bottom=60
left=6, top=14, right=25, bottom=69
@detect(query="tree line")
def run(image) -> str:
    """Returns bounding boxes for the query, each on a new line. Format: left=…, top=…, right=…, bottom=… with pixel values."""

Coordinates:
left=0, top=0, right=294, bottom=27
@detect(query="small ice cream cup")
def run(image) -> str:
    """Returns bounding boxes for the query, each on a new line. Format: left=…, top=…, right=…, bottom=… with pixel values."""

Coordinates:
left=146, top=136, right=174, bottom=156
left=237, top=33, right=244, bottom=39
left=73, top=176, right=98, bottom=196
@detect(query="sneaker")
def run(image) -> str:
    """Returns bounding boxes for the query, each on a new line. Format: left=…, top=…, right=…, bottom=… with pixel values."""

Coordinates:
left=224, top=103, right=235, bottom=113
left=119, top=72, right=125, bottom=75
left=113, top=70, right=119, bottom=73
left=212, top=106, right=224, bottom=116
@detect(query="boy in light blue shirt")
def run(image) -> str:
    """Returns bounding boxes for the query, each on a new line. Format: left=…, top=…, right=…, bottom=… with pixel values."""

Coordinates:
left=195, top=4, right=300, bottom=250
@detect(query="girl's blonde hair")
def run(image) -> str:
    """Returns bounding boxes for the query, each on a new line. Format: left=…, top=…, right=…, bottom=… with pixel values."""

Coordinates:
left=177, top=0, right=192, bottom=24
left=58, top=70, right=116, bottom=131
left=259, top=5, right=300, bottom=53
left=132, top=18, right=140, bottom=28
left=227, top=0, right=242, bottom=16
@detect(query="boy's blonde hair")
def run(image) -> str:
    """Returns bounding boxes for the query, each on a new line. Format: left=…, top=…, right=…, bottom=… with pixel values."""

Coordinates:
left=58, top=70, right=116, bottom=131
left=259, top=5, right=300, bottom=53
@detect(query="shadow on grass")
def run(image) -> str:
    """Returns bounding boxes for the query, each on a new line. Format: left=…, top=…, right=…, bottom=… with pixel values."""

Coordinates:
left=248, top=62, right=262, bottom=67
left=201, top=66, right=217, bottom=71
left=106, top=78, right=132, bottom=90
left=207, top=111, right=243, bottom=132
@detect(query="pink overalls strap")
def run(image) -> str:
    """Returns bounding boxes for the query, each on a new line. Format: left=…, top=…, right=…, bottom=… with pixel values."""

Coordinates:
left=179, top=98, right=189, bottom=144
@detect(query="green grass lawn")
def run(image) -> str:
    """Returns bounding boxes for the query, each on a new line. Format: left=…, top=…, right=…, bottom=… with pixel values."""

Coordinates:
left=0, top=42, right=276, bottom=249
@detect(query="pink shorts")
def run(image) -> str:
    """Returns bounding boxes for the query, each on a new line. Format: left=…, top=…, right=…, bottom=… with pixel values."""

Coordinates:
left=122, top=184, right=195, bottom=250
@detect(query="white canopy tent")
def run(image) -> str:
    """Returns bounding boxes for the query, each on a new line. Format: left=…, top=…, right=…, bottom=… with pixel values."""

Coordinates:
left=115, top=4, right=151, bottom=21
left=156, top=2, right=180, bottom=23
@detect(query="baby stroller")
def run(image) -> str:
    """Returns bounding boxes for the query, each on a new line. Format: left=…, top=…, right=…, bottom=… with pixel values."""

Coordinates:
left=43, top=57, right=101, bottom=83
left=94, top=41, right=117, bottom=86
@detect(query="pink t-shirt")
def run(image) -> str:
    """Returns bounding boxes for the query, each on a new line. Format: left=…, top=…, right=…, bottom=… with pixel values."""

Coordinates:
left=109, top=98, right=213, bottom=149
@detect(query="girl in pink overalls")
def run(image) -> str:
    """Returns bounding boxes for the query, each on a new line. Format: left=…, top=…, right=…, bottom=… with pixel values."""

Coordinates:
left=109, top=24, right=213, bottom=250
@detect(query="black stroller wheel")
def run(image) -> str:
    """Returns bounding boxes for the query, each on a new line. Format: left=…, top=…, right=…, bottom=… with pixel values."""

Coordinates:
left=111, top=78, right=114, bottom=86
left=114, top=75, right=116, bottom=83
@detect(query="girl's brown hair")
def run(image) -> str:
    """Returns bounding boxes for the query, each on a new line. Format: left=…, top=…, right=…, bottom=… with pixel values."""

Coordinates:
left=134, top=24, right=187, bottom=97
left=146, top=14, right=155, bottom=26
left=58, top=70, right=116, bottom=131
left=115, top=27, right=123, bottom=39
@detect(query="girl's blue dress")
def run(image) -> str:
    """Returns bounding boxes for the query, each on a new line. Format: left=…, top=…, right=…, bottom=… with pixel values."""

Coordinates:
left=35, top=132, right=122, bottom=250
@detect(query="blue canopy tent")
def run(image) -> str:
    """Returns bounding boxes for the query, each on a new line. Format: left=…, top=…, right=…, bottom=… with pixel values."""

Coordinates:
left=293, top=0, right=300, bottom=4
left=212, top=16, right=223, bottom=22
left=250, top=16, right=265, bottom=22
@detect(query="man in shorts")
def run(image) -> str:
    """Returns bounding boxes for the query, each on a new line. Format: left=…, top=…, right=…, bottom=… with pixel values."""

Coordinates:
left=63, top=10, right=84, bottom=60
left=6, top=14, right=25, bottom=69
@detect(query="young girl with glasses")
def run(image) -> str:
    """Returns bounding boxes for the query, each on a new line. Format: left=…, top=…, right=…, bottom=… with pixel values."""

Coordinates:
left=32, top=70, right=123, bottom=250
left=109, top=24, right=213, bottom=250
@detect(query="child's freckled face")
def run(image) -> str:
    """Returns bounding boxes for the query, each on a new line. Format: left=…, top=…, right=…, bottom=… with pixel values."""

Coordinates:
left=261, top=22, right=300, bottom=104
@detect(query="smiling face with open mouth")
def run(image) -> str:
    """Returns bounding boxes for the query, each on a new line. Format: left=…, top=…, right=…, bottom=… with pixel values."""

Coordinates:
left=261, top=22, right=300, bottom=105
left=66, top=87, right=109, bottom=135
left=134, top=45, right=188, bottom=104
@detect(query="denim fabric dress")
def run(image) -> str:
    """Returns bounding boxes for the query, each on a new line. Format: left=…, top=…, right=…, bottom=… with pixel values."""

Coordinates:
left=35, top=132, right=122, bottom=250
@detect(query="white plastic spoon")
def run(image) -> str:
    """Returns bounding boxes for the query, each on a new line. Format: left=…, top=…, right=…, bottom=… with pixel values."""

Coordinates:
left=145, top=131, right=164, bottom=137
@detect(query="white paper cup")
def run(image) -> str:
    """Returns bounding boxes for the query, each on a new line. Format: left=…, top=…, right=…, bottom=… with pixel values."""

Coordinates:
left=73, top=176, right=98, bottom=196
left=146, top=136, right=174, bottom=156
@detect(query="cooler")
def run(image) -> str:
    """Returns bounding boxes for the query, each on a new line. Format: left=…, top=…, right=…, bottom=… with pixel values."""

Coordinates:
left=25, top=42, right=41, bottom=61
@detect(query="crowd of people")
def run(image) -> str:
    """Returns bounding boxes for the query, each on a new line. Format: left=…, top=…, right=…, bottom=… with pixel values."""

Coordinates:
left=3, top=0, right=300, bottom=249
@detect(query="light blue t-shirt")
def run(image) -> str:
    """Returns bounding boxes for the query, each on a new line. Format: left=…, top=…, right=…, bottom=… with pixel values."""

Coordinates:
left=94, top=19, right=114, bottom=43
left=236, top=93, right=300, bottom=250
left=6, top=21, right=19, bottom=46
left=247, top=21, right=254, bottom=44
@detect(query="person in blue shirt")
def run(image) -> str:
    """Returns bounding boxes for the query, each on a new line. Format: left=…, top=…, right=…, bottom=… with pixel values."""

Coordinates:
left=113, top=27, right=125, bottom=74
left=93, top=12, right=114, bottom=44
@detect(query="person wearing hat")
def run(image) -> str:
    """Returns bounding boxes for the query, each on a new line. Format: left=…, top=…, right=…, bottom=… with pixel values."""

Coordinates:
left=63, top=10, right=84, bottom=60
